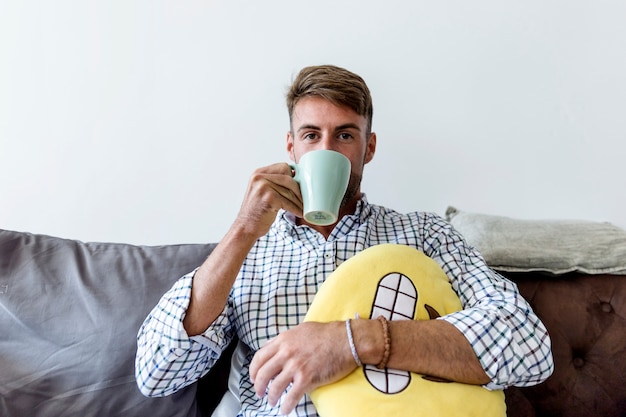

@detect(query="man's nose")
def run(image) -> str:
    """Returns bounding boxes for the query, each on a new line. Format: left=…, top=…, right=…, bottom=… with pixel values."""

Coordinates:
left=318, top=136, right=339, bottom=152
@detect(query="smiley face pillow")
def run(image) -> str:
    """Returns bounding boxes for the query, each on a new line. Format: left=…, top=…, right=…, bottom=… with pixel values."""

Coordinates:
left=304, top=244, right=505, bottom=417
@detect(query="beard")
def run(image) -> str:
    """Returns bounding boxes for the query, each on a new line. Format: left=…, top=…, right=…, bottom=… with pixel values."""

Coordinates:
left=340, top=172, right=362, bottom=209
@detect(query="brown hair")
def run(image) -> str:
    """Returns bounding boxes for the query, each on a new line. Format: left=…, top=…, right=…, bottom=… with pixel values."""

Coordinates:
left=286, top=65, right=374, bottom=135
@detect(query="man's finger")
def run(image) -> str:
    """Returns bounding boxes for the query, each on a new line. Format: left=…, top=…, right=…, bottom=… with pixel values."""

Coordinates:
left=280, top=382, right=307, bottom=416
left=266, top=371, right=292, bottom=407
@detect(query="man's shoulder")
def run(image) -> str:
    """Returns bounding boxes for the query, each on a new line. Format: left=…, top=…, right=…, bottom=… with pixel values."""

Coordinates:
left=366, top=202, right=446, bottom=224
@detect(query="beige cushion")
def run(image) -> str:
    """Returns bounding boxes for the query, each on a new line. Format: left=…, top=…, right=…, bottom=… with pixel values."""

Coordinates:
left=446, top=207, right=626, bottom=275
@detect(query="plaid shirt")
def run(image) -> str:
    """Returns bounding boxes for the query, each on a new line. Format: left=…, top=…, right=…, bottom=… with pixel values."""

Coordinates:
left=136, top=197, right=553, bottom=416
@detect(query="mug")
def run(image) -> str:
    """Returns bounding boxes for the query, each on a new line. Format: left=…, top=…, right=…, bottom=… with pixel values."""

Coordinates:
left=291, top=150, right=351, bottom=226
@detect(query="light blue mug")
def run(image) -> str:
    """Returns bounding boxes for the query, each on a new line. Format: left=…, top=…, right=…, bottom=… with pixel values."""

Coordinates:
left=292, top=150, right=351, bottom=226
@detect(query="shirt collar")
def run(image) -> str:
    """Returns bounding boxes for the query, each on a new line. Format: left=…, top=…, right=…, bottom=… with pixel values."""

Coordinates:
left=275, top=194, right=371, bottom=236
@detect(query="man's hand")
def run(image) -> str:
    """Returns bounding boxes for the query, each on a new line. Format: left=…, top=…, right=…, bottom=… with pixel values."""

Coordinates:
left=233, top=163, right=303, bottom=239
left=249, top=321, right=356, bottom=415
left=183, top=163, right=302, bottom=337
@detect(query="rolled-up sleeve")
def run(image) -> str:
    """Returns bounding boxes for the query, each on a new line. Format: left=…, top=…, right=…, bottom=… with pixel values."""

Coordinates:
left=427, top=219, right=554, bottom=389
left=135, top=271, right=232, bottom=397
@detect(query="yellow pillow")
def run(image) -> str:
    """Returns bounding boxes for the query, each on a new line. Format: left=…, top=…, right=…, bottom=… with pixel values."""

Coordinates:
left=304, top=244, right=505, bottom=417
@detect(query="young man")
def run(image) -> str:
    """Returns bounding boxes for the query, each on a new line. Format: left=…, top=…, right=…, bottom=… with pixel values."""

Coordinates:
left=136, top=65, right=553, bottom=416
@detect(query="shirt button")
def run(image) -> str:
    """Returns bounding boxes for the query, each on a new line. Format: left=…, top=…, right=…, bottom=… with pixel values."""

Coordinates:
left=324, top=253, right=332, bottom=259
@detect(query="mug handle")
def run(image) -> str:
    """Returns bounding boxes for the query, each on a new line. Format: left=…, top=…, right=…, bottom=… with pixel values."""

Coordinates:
left=289, top=164, right=299, bottom=181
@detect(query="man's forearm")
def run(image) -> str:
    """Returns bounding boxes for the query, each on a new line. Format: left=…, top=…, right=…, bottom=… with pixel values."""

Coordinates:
left=351, top=318, right=491, bottom=385
left=183, top=224, right=259, bottom=336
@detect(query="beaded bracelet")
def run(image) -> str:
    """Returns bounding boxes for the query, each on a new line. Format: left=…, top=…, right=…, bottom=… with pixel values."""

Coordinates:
left=376, top=315, right=391, bottom=369
left=345, top=318, right=363, bottom=366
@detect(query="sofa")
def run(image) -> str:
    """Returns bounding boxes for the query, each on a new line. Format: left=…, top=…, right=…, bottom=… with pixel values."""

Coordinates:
left=1, top=207, right=625, bottom=417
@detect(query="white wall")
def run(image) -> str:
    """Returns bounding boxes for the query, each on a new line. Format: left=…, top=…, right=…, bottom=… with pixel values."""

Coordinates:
left=2, top=0, right=625, bottom=245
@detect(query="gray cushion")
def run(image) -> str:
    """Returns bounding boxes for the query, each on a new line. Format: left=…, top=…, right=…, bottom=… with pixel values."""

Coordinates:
left=446, top=207, right=626, bottom=275
left=0, top=229, right=216, bottom=417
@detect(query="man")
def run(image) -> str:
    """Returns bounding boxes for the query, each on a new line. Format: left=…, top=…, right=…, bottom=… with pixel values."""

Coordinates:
left=135, top=65, right=553, bottom=416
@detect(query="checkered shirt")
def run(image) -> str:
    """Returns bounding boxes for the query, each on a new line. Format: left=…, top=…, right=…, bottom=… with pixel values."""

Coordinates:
left=135, top=197, right=554, bottom=416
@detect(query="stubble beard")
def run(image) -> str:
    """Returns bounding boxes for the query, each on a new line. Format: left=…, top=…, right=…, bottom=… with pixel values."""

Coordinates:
left=340, top=172, right=362, bottom=209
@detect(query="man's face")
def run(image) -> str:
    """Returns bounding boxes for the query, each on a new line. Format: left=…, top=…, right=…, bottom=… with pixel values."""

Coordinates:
left=286, top=96, right=376, bottom=206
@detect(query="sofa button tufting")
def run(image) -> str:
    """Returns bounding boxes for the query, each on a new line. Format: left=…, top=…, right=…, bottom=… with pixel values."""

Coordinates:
left=573, top=357, right=585, bottom=368
left=601, top=302, right=613, bottom=313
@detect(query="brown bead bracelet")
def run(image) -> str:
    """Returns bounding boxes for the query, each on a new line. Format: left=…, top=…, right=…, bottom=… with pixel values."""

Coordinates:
left=376, top=315, right=391, bottom=369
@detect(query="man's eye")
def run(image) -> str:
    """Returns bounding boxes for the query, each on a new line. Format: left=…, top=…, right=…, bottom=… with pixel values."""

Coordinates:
left=338, top=133, right=353, bottom=140
left=304, top=133, right=318, bottom=141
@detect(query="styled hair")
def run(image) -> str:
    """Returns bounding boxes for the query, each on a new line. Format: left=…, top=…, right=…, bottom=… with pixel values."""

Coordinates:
left=286, top=65, right=374, bottom=135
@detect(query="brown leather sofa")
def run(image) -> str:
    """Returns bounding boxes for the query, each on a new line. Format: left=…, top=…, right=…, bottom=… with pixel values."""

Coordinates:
left=502, top=271, right=626, bottom=417
left=195, top=271, right=626, bottom=417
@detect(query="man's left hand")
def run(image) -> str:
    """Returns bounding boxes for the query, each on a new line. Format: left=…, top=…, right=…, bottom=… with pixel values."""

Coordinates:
left=249, top=321, right=356, bottom=415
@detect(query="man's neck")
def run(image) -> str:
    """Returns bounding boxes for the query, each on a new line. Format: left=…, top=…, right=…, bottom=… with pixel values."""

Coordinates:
left=297, top=194, right=361, bottom=239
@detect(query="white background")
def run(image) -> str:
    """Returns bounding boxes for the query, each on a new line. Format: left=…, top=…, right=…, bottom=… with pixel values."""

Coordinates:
left=2, top=0, right=625, bottom=245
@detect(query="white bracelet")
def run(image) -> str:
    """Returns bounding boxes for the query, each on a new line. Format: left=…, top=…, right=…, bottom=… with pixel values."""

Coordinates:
left=345, top=318, right=362, bottom=367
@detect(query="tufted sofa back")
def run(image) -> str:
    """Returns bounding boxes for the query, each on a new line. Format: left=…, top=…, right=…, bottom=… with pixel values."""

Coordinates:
left=504, top=272, right=626, bottom=417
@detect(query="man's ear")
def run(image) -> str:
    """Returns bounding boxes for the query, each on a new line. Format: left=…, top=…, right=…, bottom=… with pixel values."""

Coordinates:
left=364, top=132, right=377, bottom=164
left=286, top=131, right=296, bottom=162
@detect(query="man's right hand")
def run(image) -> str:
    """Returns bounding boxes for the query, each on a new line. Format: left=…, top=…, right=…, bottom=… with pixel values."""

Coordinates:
left=183, top=162, right=302, bottom=336
left=232, top=162, right=303, bottom=239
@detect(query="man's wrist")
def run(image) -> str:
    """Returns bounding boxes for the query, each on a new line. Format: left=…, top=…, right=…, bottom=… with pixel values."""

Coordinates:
left=345, top=319, right=363, bottom=366
left=351, top=318, right=387, bottom=366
